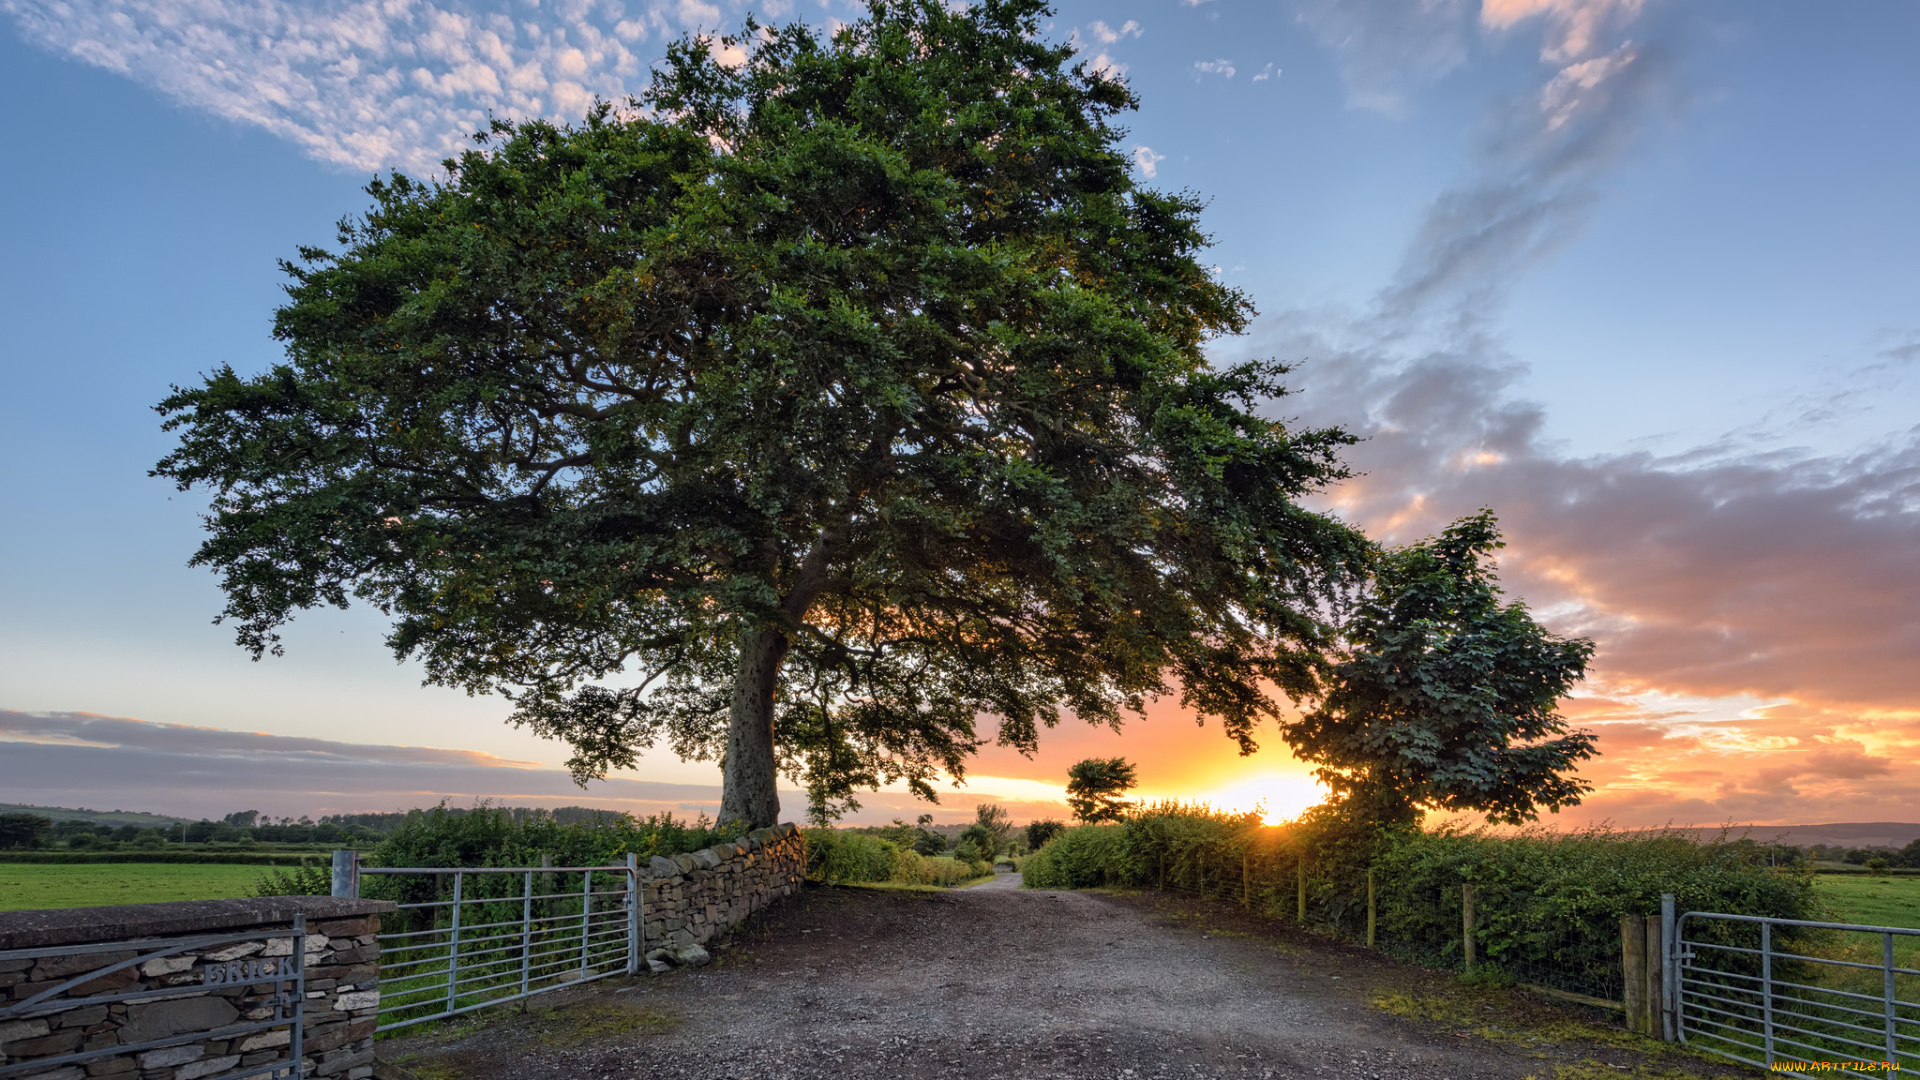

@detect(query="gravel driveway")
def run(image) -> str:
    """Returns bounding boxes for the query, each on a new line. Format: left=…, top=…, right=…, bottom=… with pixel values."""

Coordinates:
left=380, top=882, right=1735, bottom=1080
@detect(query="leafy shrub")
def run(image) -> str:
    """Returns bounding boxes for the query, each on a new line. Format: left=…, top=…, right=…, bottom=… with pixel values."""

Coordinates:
left=367, top=803, right=735, bottom=872
left=1025, top=820, right=1065, bottom=851
left=892, top=851, right=984, bottom=887
left=804, top=828, right=900, bottom=883
left=1021, top=825, right=1132, bottom=889
left=251, top=862, right=332, bottom=897
left=804, top=829, right=986, bottom=886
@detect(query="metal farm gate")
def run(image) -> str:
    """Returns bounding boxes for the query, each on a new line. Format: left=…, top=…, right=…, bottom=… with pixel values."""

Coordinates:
left=331, top=852, right=642, bottom=1032
left=1673, top=909, right=1919, bottom=1074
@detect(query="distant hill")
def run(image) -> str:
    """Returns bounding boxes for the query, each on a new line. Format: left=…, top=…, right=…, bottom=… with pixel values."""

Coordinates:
left=1664, top=822, right=1920, bottom=849
left=0, top=803, right=194, bottom=827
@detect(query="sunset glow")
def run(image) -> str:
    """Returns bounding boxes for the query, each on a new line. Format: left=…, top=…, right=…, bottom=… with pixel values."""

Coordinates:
left=1, top=2, right=1916, bottom=830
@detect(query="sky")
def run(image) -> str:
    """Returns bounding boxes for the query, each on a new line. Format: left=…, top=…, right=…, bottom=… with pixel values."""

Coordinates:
left=0, top=0, right=1915, bottom=829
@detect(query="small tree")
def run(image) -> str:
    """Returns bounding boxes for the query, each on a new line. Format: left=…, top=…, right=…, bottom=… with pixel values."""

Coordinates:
left=1283, top=511, right=1596, bottom=826
left=1066, top=758, right=1138, bottom=823
left=0, top=813, right=51, bottom=850
left=1025, top=819, right=1066, bottom=850
left=971, top=803, right=1012, bottom=860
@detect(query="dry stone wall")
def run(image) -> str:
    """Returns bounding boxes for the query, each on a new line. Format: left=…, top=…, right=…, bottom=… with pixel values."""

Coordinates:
left=640, top=823, right=806, bottom=968
left=0, top=897, right=394, bottom=1080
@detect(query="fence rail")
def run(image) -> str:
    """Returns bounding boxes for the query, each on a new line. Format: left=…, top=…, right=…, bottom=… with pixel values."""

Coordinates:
left=340, top=856, right=641, bottom=1033
left=0, top=919, right=305, bottom=1080
left=1675, top=910, right=1920, bottom=1075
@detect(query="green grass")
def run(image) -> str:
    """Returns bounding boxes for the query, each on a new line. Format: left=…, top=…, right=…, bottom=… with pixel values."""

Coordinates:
left=1817, top=874, right=1920, bottom=929
left=0, top=863, right=268, bottom=910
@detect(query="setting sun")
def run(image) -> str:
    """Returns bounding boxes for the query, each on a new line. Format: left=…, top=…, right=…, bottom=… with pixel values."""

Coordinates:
left=1183, top=772, right=1329, bottom=824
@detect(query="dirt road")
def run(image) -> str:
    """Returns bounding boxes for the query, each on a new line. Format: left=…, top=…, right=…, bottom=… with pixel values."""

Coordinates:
left=381, top=883, right=1736, bottom=1080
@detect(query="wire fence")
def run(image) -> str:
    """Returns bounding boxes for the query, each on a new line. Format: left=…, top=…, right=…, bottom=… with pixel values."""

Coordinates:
left=1137, top=834, right=1626, bottom=1007
left=357, top=863, right=639, bottom=1032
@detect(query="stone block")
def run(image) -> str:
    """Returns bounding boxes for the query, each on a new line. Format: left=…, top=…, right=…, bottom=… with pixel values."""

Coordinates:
left=32, top=953, right=136, bottom=981
left=83, top=1055, right=136, bottom=1077
left=13, top=1067, right=82, bottom=1080
left=124, top=997, right=239, bottom=1042
left=7, top=1028, right=82, bottom=1057
left=238, top=1029, right=291, bottom=1052
left=333, top=990, right=379, bottom=1011
left=1, top=1018, right=50, bottom=1048
left=313, top=917, right=377, bottom=939
left=136, top=1045, right=203, bottom=1069
left=139, top=956, right=195, bottom=978
left=304, top=1018, right=374, bottom=1055
left=314, top=1045, right=374, bottom=1076
left=176, top=1055, right=241, bottom=1080
left=53, top=1007, right=109, bottom=1030
left=203, top=942, right=264, bottom=962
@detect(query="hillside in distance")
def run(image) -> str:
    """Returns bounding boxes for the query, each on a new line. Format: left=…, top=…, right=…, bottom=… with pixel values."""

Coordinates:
left=0, top=803, right=193, bottom=827
left=1662, top=822, right=1920, bottom=849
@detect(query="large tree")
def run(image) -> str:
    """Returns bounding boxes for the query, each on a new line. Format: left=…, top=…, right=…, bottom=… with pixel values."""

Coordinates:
left=154, top=0, right=1367, bottom=828
left=1281, top=511, right=1597, bottom=827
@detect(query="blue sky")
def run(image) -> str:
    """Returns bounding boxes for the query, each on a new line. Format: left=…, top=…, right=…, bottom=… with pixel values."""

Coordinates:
left=1, top=0, right=1916, bottom=826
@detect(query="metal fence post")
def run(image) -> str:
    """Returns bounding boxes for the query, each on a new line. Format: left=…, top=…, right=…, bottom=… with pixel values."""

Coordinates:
left=1462, top=884, right=1476, bottom=973
left=627, top=854, right=641, bottom=977
left=580, top=869, right=593, bottom=978
left=446, top=871, right=463, bottom=1014
left=521, top=870, right=533, bottom=1000
left=331, top=849, right=358, bottom=898
left=1886, top=932, right=1898, bottom=1066
left=1660, top=894, right=1676, bottom=1042
left=1760, top=920, right=1774, bottom=1066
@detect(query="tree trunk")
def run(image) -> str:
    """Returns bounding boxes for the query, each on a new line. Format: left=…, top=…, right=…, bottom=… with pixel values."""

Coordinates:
left=719, top=625, right=789, bottom=830
left=716, top=527, right=840, bottom=830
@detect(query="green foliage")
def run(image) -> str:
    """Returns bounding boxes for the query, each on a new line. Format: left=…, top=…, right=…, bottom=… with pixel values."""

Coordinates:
left=1029, top=802, right=1825, bottom=1000
left=1283, top=511, right=1597, bottom=826
left=804, top=828, right=901, bottom=884
left=891, top=851, right=984, bottom=888
left=152, top=0, right=1367, bottom=829
left=1025, top=820, right=1065, bottom=851
left=1066, top=757, right=1138, bottom=823
left=367, top=803, right=736, bottom=872
left=803, top=827, right=984, bottom=885
left=1020, top=825, right=1132, bottom=889
left=0, top=813, right=52, bottom=850
left=1366, top=825, right=1825, bottom=979
left=251, top=862, right=332, bottom=897
left=972, top=804, right=1012, bottom=859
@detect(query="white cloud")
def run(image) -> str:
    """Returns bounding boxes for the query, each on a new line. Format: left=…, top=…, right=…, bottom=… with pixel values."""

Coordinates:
left=1252, top=62, right=1278, bottom=82
left=0, top=0, right=806, bottom=174
left=1481, top=0, right=1648, bottom=64
left=1193, top=58, right=1236, bottom=79
left=1070, top=19, right=1140, bottom=78
left=1131, top=144, right=1166, bottom=178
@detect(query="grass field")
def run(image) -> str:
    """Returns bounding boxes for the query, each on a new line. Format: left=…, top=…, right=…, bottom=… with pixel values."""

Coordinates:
left=0, top=863, right=267, bottom=910
left=1817, top=873, right=1920, bottom=928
